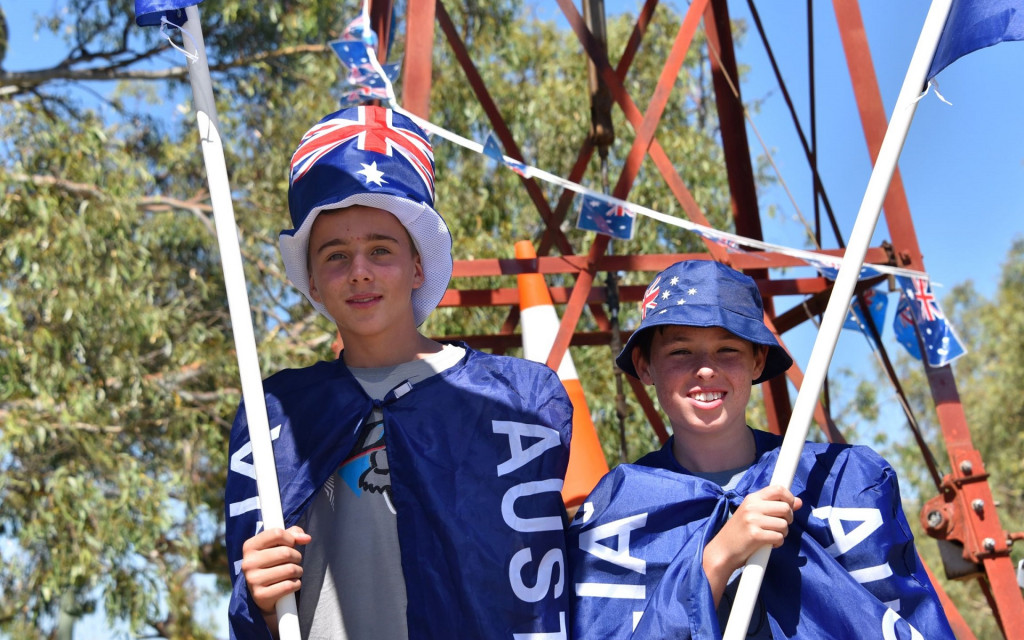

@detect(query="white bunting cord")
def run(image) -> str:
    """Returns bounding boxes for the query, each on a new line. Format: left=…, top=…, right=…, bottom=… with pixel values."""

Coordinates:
left=721, top=0, right=954, bottom=637
left=179, top=6, right=300, bottom=639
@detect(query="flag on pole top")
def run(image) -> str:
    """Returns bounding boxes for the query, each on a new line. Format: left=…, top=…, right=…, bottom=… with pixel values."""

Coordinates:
left=927, top=0, right=1024, bottom=79
left=134, top=0, right=204, bottom=26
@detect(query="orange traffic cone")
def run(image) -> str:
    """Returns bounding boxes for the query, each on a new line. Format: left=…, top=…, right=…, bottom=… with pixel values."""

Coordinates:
left=515, top=240, right=608, bottom=514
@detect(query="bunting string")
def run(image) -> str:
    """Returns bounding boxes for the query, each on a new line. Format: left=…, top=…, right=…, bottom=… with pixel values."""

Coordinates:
left=395, top=105, right=930, bottom=281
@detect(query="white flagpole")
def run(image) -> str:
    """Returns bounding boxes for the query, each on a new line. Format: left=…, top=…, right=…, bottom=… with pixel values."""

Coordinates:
left=179, top=6, right=300, bottom=639
left=722, top=1, right=953, bottom=637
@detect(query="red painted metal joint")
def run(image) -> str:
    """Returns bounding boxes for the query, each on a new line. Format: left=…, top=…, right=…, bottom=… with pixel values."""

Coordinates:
left=921, top=456, right=1019, bottom=579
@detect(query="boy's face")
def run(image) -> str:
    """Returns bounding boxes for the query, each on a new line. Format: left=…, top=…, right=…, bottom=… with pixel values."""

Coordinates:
left=307, top=205, right=424, bottom=341
left=632, top=325, right=767, bottom=440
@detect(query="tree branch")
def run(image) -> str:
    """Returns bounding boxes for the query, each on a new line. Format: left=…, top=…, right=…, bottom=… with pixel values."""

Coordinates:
left=1, top=43, right=329, bottom=95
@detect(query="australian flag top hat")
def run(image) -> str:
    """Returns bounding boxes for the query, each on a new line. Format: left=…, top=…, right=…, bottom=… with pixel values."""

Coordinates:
left=279, top=105, right=453, bottom=327
left=616, top=260, right=793, bottom=384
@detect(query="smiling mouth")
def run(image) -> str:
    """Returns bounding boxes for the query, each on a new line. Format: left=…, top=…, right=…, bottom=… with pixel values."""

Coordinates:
left=690, top=391, right=724, bottom=402
left=348, top=294, right=381, bottom=305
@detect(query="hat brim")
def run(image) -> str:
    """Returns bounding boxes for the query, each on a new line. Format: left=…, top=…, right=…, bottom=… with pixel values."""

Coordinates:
left=279, top=192, right=453, bottom=327
left=615, top=304, right=793, bottom=384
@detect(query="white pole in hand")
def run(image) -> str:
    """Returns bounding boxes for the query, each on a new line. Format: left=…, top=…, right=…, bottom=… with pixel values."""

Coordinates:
left=180, top=6, right=300, bottom=639
left=722, top=1, right=952, bottom=637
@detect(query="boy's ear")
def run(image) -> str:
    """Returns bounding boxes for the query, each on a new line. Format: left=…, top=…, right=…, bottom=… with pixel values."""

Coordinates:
left=308, top=270, right=323, bottom=304
left=751, top=344, right=768, bottom=381
left=411, top=252, right=425, bottom=290
left=631, top=348, right=654, bottom=386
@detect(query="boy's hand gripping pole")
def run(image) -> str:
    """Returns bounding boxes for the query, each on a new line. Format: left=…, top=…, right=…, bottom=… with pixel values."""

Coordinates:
left=722, top=1, right=952, bottom=637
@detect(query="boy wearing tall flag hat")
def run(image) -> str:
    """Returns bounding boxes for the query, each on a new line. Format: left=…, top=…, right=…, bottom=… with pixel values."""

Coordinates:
left=225, top=105, right=573, bottom=639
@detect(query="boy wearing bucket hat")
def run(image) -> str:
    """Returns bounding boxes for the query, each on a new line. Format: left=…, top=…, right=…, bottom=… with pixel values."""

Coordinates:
left=224, top=106, right=573, bottom=639
left=568, top=260, right=953, bottom=639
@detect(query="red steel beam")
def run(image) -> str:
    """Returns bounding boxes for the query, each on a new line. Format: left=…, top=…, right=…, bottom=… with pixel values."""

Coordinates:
left=439, top=275, right=840, bottom=309
left=450, top=247, right=893, bottom=277
left=704, top=0, right=793, bottom=435
left=401, top=0, right=437, bottom=117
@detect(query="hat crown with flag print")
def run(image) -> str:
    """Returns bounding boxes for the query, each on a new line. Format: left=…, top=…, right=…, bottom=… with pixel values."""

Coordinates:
left=616, top=260, right=793, bottom=384
left=279, top=105, right=453, bottom=327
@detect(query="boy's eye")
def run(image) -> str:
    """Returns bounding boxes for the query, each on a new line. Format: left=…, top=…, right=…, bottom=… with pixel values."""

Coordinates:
left=371, top=246, right=392, bottom=256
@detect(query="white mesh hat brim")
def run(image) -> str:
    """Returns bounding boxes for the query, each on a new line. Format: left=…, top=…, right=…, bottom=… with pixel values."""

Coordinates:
left=279, top=192, right=453, bottom=327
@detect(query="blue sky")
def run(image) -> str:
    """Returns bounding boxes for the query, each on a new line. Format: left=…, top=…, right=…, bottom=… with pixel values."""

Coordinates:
left=715, top=1, right=1023, bottom=415
left=4, top=2, right=1023, bottom=637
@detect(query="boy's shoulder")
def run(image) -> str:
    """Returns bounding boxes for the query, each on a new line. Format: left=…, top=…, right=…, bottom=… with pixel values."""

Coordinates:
left=449, top=344, right=564, bottom=384
left=263, top=358, right=348, bottom=396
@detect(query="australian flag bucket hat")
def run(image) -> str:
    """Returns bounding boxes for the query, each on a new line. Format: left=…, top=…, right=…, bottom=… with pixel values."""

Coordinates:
left=616, top=260, right=793, bottom=384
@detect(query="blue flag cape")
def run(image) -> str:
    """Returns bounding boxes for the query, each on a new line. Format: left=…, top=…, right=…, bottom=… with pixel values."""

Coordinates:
left=226, top=345, right=573, bottom=639
left=569, top=429, right=955, bottom=639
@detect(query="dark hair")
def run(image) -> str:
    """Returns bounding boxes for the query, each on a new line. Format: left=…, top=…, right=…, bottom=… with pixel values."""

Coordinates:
left=631, top=325, right=767, bottom=368
left=631, top=326, right=662, bottom=366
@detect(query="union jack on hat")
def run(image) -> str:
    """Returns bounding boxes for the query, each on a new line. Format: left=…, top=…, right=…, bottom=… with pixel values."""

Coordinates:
left=616, top=260, right=793, bottom=384
left=279, top=106, right=453, bottom=326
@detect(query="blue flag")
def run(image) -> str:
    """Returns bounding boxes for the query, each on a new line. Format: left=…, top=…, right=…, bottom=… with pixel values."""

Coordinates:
left=134, top=0, right=203, bottom=27
left=577, top=195, right=637, bottom=241
left=845, top=286, right=889, bottom=335
left=928, top=0, right=1024, bottom=79
left=225, top=346, right=573, bottom=639
left=892, top=276, right=966, bottom=367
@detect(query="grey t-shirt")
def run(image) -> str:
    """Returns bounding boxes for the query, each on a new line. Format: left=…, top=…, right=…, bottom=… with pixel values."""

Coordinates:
left=297, top=344, right=465, bottom=640
left=693, top=465, right=773, bottom=639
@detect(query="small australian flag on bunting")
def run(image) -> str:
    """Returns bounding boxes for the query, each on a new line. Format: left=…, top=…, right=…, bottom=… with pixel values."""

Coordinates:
left=577, top=195, right=636, bottom=241
left=892, top=275, right=966, bottom=367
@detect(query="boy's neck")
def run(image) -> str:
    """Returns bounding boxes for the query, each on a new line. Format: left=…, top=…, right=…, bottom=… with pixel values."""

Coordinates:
left=341, top=330, right=443, bottom=369
left=672, top=426, right=756, bottom=473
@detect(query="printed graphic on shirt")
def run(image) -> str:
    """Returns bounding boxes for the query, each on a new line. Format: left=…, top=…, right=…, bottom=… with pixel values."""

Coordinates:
left=332, top=416, right=396, bottom=513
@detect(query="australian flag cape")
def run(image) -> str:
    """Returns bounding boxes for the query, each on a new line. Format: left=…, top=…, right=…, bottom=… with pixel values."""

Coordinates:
left=569, top=428, right=955, bottom=640
left=226, top=344, right=573, bottom=639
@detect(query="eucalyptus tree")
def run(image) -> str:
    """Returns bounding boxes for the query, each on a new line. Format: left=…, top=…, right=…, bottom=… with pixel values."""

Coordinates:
left=0, top=1, right=736, bottom=636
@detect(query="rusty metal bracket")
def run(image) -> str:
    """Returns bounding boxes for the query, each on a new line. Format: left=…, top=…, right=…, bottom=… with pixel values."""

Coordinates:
left=921, top=460, right=1019, bottom=580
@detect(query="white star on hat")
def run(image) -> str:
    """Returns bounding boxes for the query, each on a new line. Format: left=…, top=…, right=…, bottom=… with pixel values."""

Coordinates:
left=357, top=161, right=387, bottom=186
